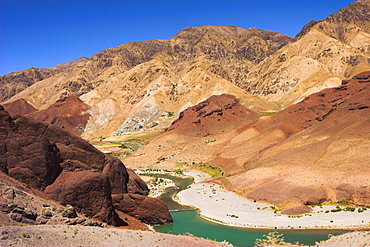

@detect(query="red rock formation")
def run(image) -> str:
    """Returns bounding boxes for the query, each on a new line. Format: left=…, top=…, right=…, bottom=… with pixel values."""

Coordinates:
left=1, top=98, right=37, bottom=116
left=44, top=171, right=123, bottom=226
left=1, top=107, right=62, bottom=189
left=0, top=106, right=172, bottom=225
left=166, top=94, right=259, bottom=136
left=112, top=193, right=172, bottom=225
left=2, top=96, right=91, bottom=136
left=126, top=169, right=149, bottom=194
left=27, top=96, right=91, bottom=136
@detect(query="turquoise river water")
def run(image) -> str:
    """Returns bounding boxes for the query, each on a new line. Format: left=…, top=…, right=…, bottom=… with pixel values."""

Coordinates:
left=151, top=174, right=349, bottom=247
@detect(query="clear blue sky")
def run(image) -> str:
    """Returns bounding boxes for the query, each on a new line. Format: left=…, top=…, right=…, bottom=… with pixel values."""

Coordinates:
left=0, top=0, right=353, bottom=75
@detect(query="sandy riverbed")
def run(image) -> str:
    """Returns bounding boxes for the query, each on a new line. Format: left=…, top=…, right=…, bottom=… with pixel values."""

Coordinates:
left=175, top=170, right=370, bottom=229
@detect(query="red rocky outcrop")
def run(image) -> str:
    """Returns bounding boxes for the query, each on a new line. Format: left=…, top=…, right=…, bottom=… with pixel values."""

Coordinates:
left=3, top=96, right=91, bottom=136
left=1, top=107, right=62, bottom=189
left=44, top=171, right=123, bottom=225
left=126, top=169, right=149, bottom=194
left=166, top=94, right=259, bottom=136
left=112, top=193, right=172, bottom=225
left=0, top=106, right=171, bottom=225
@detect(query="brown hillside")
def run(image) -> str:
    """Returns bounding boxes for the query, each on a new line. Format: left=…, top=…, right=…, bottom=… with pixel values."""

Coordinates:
left=28, top=96, right=91, bottom=136
left=3, top=26, right=290, bottom=138
left=243, top=0, right=370, bottom=105
left=0, top=57, right=87, bottom=102
left=166, top=94, right=259, bottom=137
left=1, top=98, right=37, bottom=116
left=125, top=71, right=370, bottom=208
left=3, top=96, right=91, bottom=136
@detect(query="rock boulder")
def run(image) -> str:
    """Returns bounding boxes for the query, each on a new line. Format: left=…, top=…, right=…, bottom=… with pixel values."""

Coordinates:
left=112, top=193, right=172, bottom=225
left=44, top=171, right=124, bottom=226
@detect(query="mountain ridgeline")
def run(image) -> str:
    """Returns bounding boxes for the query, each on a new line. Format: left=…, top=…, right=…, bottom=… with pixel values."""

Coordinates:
left=3, top=0, right=370, bottom=138
left=1, top=26, right=295, bottom=137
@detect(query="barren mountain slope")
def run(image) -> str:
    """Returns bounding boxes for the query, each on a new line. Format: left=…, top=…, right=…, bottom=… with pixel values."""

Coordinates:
left=1, top=98, right=37, bottom=116
left=124, top=71, right=370, bottom=208
left=123, top=94, right=260, bottom=170
left=4, top=41, right=168, bottom=109
left=0, top=57, right=87, bottom=102
left=3, top=26, right=290, bottom=138
left=243, top=0, right=370, bottom=105
left=224, top=71, right=370, bottom=208
left=3, top=1, right=370, bottom=140
left=79, top=57, right=273, bottom=138
left=27, top=96, right=91, bottom=136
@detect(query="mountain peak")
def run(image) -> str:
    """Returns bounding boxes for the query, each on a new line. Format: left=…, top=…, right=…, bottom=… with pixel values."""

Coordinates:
left=295, top=0, right=370, bottom=41
left=55, top=57, right=88, bottom=70
left=325, top=0, right=370, bottom=26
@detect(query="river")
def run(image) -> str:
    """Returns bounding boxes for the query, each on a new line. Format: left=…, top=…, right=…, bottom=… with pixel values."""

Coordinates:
left=149, top=174, right=349, bottom=246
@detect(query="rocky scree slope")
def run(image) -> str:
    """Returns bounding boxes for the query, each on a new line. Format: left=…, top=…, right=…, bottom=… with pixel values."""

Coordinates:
left=0, top=106, right=172, bottom=226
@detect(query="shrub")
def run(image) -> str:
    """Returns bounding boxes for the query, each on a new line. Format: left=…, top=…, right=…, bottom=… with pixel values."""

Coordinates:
left=254, top=232, right=289, bottom=246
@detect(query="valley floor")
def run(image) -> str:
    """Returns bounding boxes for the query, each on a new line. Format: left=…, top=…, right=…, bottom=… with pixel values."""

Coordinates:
left=175, top=170, right=370, bottom=230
